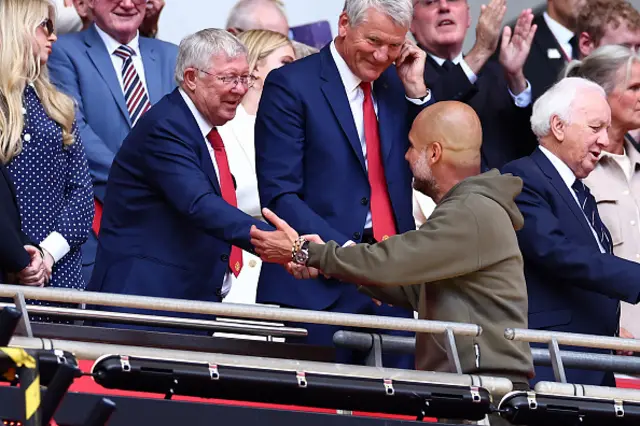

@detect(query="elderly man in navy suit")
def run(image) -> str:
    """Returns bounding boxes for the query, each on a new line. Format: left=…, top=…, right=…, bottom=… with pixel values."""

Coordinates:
left=48, top=0, right=178, bottom=285
left=503, top=77, right=640, bottom=387
left=255, top=0, right=432, bottom=368
left=87, top=29, right=288, bottom=330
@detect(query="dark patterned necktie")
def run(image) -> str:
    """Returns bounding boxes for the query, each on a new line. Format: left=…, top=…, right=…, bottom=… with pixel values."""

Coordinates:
left=113, top=45, right=151, bottom=126
left=571, top=180, right=613, bottom=253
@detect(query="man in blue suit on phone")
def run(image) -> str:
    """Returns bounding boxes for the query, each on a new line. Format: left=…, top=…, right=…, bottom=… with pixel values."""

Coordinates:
left=48, top=0, right=178, bottom=285
left=255, top=0, right=433, bottom=368
left=87, top=29, right=285, bottom=329
left=503, top=77, right=640, bottom=387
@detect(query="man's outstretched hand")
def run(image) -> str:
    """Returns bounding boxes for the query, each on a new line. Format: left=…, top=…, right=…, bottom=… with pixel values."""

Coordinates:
left=250, top=208, right=322, bottom=279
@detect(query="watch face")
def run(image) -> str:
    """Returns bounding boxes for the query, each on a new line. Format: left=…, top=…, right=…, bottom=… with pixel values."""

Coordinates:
left=294, top=250, right=308, bottom=265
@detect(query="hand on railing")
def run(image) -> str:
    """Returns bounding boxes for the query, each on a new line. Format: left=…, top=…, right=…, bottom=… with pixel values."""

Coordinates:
left=618, top=327, right=635, bottom=356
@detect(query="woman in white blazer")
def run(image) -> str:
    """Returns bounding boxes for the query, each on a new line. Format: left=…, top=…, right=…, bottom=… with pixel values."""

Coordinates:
left=218, top=30, right=295, bottom=304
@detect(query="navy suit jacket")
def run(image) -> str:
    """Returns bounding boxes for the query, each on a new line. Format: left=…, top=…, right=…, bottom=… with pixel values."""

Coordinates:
left=87, top=89, right=273, bottom=315
left=423, top=55, right=536, bottom=170
left=255, top=45, right=429, bottom=310
left=502, top=148, right=640, bottom=386
left=523, top=13, right=569, bottom=102
left=0, top=164, right=31, bottom=281
left=47, top=24, right=178, bottom=273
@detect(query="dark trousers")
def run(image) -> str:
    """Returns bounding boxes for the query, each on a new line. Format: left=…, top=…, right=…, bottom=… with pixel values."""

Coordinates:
left=285, top=282, right=415, bottom=369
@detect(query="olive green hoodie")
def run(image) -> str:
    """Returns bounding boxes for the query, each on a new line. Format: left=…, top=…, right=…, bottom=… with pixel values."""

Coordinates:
left=308, top=169, right=533, bottom=377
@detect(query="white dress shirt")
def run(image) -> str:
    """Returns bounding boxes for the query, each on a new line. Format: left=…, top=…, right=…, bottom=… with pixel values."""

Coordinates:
left=539, top=146, right=605, bottom=253
left=543, top=12, right=575, bottom=61
left=179, top=89, right=237, bottom=297
left=329, top=41, right=431, bottom=229
left=217, top=104, right=263, bottom=304
left=95, top=24, right=150, bottom=96
left=428, top=52, right=532, bottom=108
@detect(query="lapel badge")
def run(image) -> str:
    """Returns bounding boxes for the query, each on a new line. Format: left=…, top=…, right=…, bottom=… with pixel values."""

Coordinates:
left=547, top=48, right=561, bottom=59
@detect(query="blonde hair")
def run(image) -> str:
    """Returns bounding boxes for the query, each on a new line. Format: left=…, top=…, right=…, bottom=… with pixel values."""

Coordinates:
left=237, top=29, right=293, bottom=73
left=0, top=0, right=76, bottom=164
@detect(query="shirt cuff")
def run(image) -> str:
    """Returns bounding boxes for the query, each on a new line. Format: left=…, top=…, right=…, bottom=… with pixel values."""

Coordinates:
left=508, top=80, right=532, bottom=108
left=342, top=240, right=356, bottom=247
left=406, top=90, right=432, bottom=105
left=40, top=231, right=70, bottom=263
left=459, top=59, right=478, bottom=84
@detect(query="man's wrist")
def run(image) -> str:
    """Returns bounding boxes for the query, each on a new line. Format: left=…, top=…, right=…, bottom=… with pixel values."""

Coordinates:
left=505, top=71, right=527, bottom=95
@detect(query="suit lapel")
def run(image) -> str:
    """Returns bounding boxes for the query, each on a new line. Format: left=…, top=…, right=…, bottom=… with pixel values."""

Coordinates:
left=171, top=90, right=222, bottom=196
left=140, top=38, right=161, bottom=104
left=84, top=26, right=130, bottom=125
left=319, top=46, right=366, bottom=172
left=373, top=73, right=398, bottom=162
left=531, top=148, right=595, bottom=238
left=532, top=14, right=568, bottom=73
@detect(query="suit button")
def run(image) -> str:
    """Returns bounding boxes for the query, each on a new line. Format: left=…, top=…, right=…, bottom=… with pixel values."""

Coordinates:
left=221, top=254, right=229, bottom=262
left=215, top=288, right=222, bottom=297
left=353, top=232, right=361, bottom=240
left=360, top=197, right=369, bottom=206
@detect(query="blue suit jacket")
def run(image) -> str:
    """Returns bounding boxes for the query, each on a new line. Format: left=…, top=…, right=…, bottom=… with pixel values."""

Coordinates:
left=255, top=45, right=430, bottom=310
left=87, top=89, right=273, bottom=315
left=47, top=25, right=178, bottom=273
left=502, top=148, right=640, bottom=386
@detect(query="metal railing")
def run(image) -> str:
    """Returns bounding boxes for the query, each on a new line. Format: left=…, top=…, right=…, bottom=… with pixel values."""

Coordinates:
left=0, top=284, right=481, bottom=337
left=505, top=328, right=640, bottom=383
left=7, top=335, right=514, bottom=397
left=0, top=302, right=307, bottom=338
left=335, top=330, right=640, bottom=377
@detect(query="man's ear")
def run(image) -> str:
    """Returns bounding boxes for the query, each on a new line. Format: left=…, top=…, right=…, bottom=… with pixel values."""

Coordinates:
left=429, top=142, right=442, bottom=164
left=337, top=12, right=350, bottom=38
left=550, top=115, right=566, bottom=142
left=182, top=68, right=198, bottom=92
left=578, top=31, right=595, bottom=59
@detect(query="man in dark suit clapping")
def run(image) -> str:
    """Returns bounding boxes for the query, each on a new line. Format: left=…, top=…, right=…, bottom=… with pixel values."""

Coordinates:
left=503, top=77, right=640, bottom=387
left=412, top=0, right=538, bottom=170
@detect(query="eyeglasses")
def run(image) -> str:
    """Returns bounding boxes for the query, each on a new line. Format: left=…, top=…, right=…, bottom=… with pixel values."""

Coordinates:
left=414, top=0, right=462, bottom=7
left=196, top=69, right=257, bottom=89
left=38, top=18, right=54, bottom=36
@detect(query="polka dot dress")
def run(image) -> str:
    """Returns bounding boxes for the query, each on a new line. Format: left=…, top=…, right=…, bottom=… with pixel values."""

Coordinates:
left=6, top=84, right=94, bottom=323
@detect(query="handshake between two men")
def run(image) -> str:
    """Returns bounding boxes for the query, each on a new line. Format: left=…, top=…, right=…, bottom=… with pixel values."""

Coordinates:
left=250, top=208, right=326, bottom=280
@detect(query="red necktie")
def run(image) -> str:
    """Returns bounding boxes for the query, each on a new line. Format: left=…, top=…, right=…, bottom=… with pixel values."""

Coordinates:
left=360, top=82, right=397, bottom=241
left=207, top=128, right=243, bottom=277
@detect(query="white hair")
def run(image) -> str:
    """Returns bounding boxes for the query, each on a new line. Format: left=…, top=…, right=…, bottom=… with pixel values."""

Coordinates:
left=175, top=29, right=247, bottom=84
left=530, top=77, right=606, bottom=139
left=225, top=0, right=286, bottom=31
left=344, top=0, right=413, bottom=28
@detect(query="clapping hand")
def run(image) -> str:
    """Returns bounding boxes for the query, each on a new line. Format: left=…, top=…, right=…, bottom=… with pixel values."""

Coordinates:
left=499, top=8, right=537, bottom=93
left=474, top=0, right=507, bottom=56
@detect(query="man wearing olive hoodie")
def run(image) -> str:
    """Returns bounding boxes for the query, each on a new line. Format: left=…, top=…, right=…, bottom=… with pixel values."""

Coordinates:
left=251, top=101, right=534, bottom=391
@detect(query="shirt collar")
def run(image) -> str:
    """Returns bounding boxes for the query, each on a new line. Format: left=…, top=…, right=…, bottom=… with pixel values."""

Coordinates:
left=329, top=40, right=363, bottom=94
left=178, top=88, right=213, bottom=138
left=543, top=11, right=574, bottom=44
left=428, top=52, right=464, bottom=66
left=539, top=145, right=578, bottom=188
left=94, top=23, right=141, bottom=57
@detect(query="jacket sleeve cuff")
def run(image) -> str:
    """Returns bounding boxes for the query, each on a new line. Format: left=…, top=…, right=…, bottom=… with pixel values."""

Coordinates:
left=508, top=80, right=533, bottom=108
left=40, top=231, right=70, bottom=263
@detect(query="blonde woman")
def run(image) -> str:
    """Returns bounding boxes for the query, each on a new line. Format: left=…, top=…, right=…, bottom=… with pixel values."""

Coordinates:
left=0, top=0, right=93, bottom=307
left=218, top=29, right=294, bottom=304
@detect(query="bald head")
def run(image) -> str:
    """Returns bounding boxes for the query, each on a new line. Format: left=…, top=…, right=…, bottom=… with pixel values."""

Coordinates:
left=410, top=101, right=482, bottom=167
left=406, top=101, right=483, bottom=203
